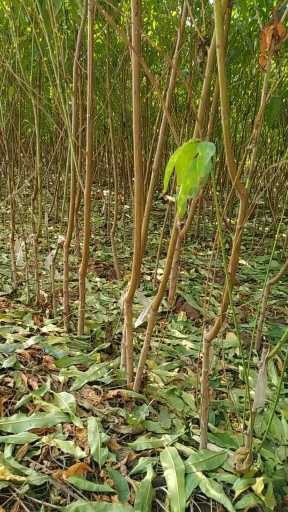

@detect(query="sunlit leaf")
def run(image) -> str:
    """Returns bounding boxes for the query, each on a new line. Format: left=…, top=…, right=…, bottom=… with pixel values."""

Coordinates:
left=0, top=412, right=69, bottom=434
left=160, top=446, right=185, bottom=512
left=163, top=140, right=215, bottom=218
left=196, top=474, right=235, bottom=512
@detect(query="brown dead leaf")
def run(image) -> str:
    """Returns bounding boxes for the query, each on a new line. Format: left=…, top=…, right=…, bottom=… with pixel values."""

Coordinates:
left=174, top=296, right=200, bottom=321
left=0, top=298, right=9, bottom=309
left=10, top=504, right=20, bottom=512
left=53, top=462, right=92, bottom=481
left=31, top=427, right=56, bottom=436
left=0, top=394, right=10, bottom=417
left=42, top=354, right=56, bottom=370
left=32, top=313, right=44, bottom=326
left=259, top=20, right=287, bottom=70
left=75, top=427, right=88, bottom=449
left=27, top=374, right=39, bottom=390
left=105, top=389, right=133, bottom=401
left=119, top=450, right=137, bottom=466
left=78, top=386, right=103, bottom=406
left=108, top=436, right=122, bottom=452
left=275, top=354, right=284, bottom=373
left=15, top=443, right=29, bottom=461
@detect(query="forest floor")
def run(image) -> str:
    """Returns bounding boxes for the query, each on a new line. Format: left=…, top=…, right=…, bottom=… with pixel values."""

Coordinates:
left=0, top=204, right=287, bottom=512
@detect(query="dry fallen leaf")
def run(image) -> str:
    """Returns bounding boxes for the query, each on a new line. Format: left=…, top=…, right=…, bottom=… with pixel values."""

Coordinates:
left=15, top=443, right=29, bottom=461
left=78, top=386, right=103, bottom=406
left=108, top=436, right=122, bottom=452
left=42, top=354, right=56, bottom=370
left=53, top=462, right=92, bottom=481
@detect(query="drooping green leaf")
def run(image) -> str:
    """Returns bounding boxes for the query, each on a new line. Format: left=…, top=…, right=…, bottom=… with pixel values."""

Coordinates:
left=208, top=432, right=242, bottom=450
left=233, top=477, right=256, bottom=499
left=52, top=392, right=83, bottom=427
left=185, top=472, right=200, bottom=500
left=235, top=493, right=263, bottom=510
left=252, top=476, right=276, bottom=510
left=160, top=446, right=186, bottom=512
left=87, top=417, right=109, bottom=467
left=0, top=412, right=69, bottom=434
left=134, top=465, right=155, bottom=512
left=107, top=468, right=129, bottom=503
left=163, top=140, right=215, bottom=218
left=67, top=476, right=115, bottom=493
left=185, top=449, right=228, bottom=473
left=196, top=474, right=235, bottom=512
left=130, top=457, right=156, bottom=476
left=70, top=363, right=112, bottom=391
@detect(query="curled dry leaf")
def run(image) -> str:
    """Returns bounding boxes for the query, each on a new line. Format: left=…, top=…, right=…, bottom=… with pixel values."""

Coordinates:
left=233, top=447, right=252, bottom=474
left=259, top=20, right=287, bottom=70
left=53, top=462, right=92, bottom=481
left=78, top=385, right=103, bottom=406
left=108, top=436, right=122, bottom=452
left=42, top=354, right=57, bottom=370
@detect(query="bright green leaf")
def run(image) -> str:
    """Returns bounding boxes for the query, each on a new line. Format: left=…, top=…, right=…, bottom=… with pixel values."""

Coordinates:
left=67, top=476, right=115, bottom=493
left=0, top=413, right=69, bottom=434
left=163, top=140, right=215, bottom=218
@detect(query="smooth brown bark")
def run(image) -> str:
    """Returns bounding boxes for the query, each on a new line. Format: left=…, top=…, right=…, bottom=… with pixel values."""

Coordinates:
left=78, top=0, right=94, bottom=335
left=106, top=31, right=121, bottom=280
left=123, top=0, right=144, bottom=383
left=200, top=0, right=249, bottom=449
left=63, top=0, right=87, bottom=332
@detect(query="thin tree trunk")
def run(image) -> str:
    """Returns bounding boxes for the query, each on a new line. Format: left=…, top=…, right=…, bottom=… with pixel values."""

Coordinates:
left=122, top=0, right=144, bottom=384
left=78, top=0, right=94, bottom=335
left=31, top=98, right=41, bottom=305
left=63, top=0, right=87, bottom=332
left=8, top=162, right=17, bottom=290
left=106, top=32, right=121, bottom=280
left=200, top=0, right=249, bottom=449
